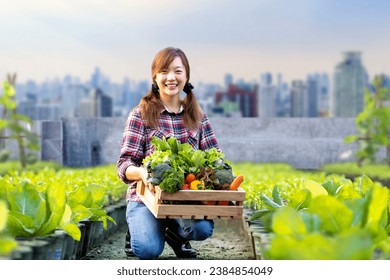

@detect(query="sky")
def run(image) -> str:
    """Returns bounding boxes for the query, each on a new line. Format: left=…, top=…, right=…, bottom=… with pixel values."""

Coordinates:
left=1, top=0, right=390, bottom=85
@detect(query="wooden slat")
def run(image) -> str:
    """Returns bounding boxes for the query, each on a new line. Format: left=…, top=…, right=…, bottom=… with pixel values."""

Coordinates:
left=136, top=181, right=245, bottom=220
left=136, top=181, right=159, bottom=217
left=156, top=204, right=243, bottom=218
left=205, top=216, right=217, bottom=220
left=157, top=186, right=246, bottom=201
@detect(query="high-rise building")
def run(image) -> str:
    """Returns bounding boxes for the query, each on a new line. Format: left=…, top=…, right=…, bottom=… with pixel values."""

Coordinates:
left=224, top=73, right=233, bottom=89
left=332, top=52, right=368, bottom=117
left=306, top=75, right=319, bottom=117
left=17, top=94, right=61, bottom=120
left=79, top=88, right=113, bottom=117
left=215, top=84, right=257, bottom=117
left=62, top=84, right=89, bottom=117
left=290, top=80, right=306, bottom=117
left=318, top=73, right=330, bottom=117
left=258, top=73, right=276, bottom=118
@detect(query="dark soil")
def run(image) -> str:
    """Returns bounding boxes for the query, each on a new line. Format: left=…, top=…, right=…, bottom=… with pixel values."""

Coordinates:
left=84, top=219, right=254, bottom=260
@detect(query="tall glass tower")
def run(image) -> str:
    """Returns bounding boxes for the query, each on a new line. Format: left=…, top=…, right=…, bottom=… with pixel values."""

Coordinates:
left=332, top=52, right=368, bottom=117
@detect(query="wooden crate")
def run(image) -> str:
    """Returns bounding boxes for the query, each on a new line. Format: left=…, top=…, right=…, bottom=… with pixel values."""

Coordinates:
left=136, top=181, right=246, bottom=219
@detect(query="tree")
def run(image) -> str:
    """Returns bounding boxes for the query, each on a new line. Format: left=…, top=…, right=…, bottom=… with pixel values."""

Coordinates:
left=0, top=75, right=40, bottom=168
left=345, top=75, right=390, bottom=166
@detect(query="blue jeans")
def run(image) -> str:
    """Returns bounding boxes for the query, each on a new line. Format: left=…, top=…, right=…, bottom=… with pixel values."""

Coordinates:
left=126, top=201, right=214, bottom=259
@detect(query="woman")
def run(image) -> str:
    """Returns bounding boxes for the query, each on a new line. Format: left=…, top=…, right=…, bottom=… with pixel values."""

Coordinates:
left=117, top=47, right=221, bottom=259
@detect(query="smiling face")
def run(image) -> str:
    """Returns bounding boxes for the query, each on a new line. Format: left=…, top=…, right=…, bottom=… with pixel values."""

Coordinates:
left=154, top=56, right=187, bottom=98
left=151, top=47, right=191, bottom=101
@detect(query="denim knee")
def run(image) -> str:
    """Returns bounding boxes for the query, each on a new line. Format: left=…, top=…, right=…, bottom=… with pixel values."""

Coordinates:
left=193, top=220, right=214, bottom=240
left=133, top=239, right=164, bottom=260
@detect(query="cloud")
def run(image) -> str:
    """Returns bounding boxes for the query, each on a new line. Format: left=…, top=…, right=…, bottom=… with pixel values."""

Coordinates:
left=1, top=0, right=389, bottom=83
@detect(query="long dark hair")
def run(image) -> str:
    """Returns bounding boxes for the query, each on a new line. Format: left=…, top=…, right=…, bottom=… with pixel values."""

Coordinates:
left=139, top=47, right=203, bottom=131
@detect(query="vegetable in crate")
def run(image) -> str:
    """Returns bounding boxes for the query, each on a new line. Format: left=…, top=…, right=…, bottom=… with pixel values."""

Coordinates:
left=230, top=175, right=244, bottom=190
left=143, top=136, right=239, bottom=192
left=147, top=163, right=172, bottom=185
left=159, top=168, right=184, bottom=194
left=214, top=169, right=235, bottom=190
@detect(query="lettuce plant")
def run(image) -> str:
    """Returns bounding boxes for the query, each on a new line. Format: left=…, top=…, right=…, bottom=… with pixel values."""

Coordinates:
left=1, top=177, right=81, bottom=240
left=0, top=200, right=17, bottom=256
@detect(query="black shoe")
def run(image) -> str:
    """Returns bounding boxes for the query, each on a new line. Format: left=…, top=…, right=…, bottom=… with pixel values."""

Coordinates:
left=124, top=229, right=135, bottom=257
left=165, top=228, right=197, bottom=258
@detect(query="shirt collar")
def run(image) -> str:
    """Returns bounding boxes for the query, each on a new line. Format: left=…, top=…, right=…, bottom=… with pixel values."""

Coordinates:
left=160, top=103, right=184, bottom=114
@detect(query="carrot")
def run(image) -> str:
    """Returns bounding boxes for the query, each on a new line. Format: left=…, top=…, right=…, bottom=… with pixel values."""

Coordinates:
left=230, top=175, right=244, bottom=190
left=185, top=173, right=197, bottom=184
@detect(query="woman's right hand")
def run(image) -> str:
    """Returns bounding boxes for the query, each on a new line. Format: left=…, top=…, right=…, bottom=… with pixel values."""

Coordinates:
left=125, top=165, right=149, bottom=186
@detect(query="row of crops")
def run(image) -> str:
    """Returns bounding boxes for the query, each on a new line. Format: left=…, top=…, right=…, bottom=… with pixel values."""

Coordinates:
left=1, top=161, right=390, bottom=259
left=233, top=162, right=390, bottom=260
left=0, top=163, right=128, bottom=258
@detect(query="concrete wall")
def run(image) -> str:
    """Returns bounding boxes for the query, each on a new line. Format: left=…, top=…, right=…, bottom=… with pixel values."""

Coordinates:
left=211, top=118, right=360, bottom=169
left=61, top=117, right=125, bottom=167
left=34, top=117, right=386, bottom=170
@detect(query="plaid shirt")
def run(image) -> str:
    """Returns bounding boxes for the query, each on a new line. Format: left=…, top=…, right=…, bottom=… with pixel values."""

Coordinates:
left=117, top=105, right=221, bottom=202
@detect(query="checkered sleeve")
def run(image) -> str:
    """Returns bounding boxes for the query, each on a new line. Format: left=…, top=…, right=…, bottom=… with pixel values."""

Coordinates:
left=199, top=114, right=221, bottom=152
left=116, top=108, right=146, bottom=185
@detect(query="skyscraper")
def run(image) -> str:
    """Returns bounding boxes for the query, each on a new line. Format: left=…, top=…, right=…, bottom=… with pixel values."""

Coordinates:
left=258, top=73, right=276, bottom=118
left=79, top=88, right=113, bottom=118
left=224, top=73, right=233, bottom=89
left=332, top=52, right=368, bottom=117
left=306, top=74, right=319, bottom=117
left=290, top=80, right=306, bottom=117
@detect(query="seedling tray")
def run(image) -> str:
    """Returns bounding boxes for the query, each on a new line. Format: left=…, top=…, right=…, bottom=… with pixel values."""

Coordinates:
left=136, top=181, right=246, bottom=219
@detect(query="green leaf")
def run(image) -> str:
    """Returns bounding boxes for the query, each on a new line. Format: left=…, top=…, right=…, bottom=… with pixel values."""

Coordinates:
left=67, top=187, right=90, bottom=207
left=335, top=182, right=361, bottom=201
left=358, top=175, right=374, bottom=195
left=191, top=150, right=206, bottom=172
left=261, top=193, right=282, bottom=210
left=0, top=178, right=14, bottom=200
left=272, top=206, right=306, bottom=236
left=204, top=148, right=224, bottom=167
left=344, top=198, right=368, bottom=227
left=167, top=137, right=179, bottom=154
left=322, top=179, right=339, bottom=196
left=250, top=209, right=271, bottom=221
left=151, top=136, right=170, bottom=152
left=70, top=205, right=93, bottom=224
left=6, top=211, right=41, bottom=236
left=345, top=135, right=357, bottom=144
left=2, top=81, right=15, bottom=97
left=300, top=211, right=321, bottom=232
left=363, top=184, right=389, bottom=235
left=35, top=181, right=66, bottom=236
left=60, top=223, right=81, bottom=241
left=308, top=196, right=353, bottom=234
left=267, top=228, right=373, bottom=260
left=90, top=186, right=108, bottom=207
left=1, top=96, right=16, bottom=110
left=272, top=185, right=284, bottom=206
left=0, top=201, right=8, bottom=232
left=6, top=182, right=46, bottom=223
left=0, top=238, right=18, bottom=255
left=267, top=233, right=333, bottom=260
left=289, top=189, right=311, bottom=210
left=302, top=179, right=328, bottom=197
left=0, top=119, right=9, bottom=130
left=332, top=228, right=374, bottom=259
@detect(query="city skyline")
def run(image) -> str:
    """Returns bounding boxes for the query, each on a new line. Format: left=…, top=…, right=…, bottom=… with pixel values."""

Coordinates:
left=1, top=0, right=390, bottom=85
